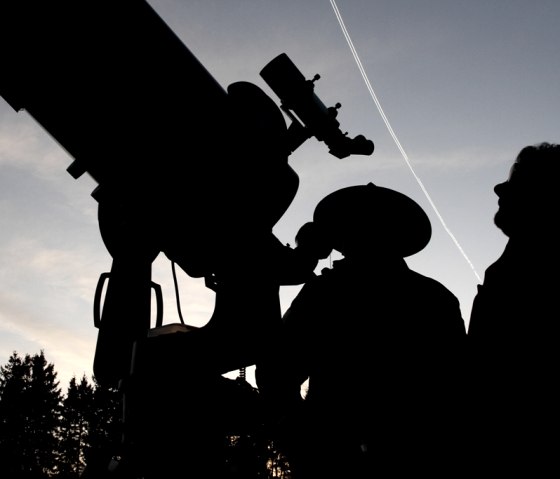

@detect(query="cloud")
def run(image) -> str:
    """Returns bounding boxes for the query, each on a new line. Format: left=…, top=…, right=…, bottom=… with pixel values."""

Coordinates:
left=0, top=110, right=72, bottom=177
left=0, top=289, right=97, bottom=389
left=405, top=145, right=514, bottom=173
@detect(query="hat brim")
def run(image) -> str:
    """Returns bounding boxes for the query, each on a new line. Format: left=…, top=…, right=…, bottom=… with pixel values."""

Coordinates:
left=313, top=183, right=431, bottom=257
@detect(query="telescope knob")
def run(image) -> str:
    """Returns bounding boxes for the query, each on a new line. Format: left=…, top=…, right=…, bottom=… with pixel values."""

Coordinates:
left=327, top=103, right=342, bottom=119
left=67, top=159, right=87, bottom=179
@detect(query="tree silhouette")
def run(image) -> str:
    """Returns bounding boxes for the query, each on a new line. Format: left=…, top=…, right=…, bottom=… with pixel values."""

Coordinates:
left=81, top=376, right=122, bottom=477
left=0, top=351, right=62, bottom=478
left=1, top=352, right=292, bottom=478
left=58, top=375, right=95, bottom=477
left=0, top=352, right=30, bottom=477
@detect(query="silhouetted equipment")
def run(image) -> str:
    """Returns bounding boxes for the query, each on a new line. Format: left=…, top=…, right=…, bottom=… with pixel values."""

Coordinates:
left=0, top=0, right=374, bottom=388
left=261, top=53, right=374, bottom=159
left=1, top=0, right=375, bottom=476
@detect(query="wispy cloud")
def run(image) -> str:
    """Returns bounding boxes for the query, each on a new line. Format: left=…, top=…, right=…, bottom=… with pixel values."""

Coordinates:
left=0, top=290, right=97, bottom=390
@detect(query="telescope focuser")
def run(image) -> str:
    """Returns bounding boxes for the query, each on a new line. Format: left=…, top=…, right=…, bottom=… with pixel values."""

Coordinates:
left=260, top=53, right=374, bottom=159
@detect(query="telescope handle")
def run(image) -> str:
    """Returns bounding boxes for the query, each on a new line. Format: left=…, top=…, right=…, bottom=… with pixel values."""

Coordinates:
left=94, top=272, right=163, bottom=329
left=92, top=259, right=162, bottom=388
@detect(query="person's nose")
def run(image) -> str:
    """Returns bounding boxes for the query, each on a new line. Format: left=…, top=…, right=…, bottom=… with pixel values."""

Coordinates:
left=494, top=181, right=507, bottom=197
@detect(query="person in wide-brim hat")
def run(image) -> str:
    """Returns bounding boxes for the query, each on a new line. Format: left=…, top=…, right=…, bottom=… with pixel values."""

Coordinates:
left=256, top=182, right=466, bottom=479
left=312, top=182, right=432, bottom=258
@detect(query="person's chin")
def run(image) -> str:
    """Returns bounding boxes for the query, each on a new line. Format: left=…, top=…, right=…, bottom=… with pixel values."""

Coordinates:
left=494, top=219, right=511, bottom=238
left=493, top=212, right=511, bottom=237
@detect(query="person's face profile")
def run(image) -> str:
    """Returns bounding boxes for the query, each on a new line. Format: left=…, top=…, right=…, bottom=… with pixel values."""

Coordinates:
left=493, top=160, right=521, bottom=235
left=494, top=160, right=525, bottom=198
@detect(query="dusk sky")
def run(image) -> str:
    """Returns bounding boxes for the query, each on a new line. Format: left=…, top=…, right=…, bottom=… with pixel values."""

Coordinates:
left=1, top=0, right=559, bottom=389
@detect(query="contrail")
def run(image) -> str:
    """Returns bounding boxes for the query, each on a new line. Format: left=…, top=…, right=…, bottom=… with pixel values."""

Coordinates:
left=330, top=0, right=481, bottom=283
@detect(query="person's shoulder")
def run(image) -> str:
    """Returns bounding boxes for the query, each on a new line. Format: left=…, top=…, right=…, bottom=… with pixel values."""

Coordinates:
left=407, top=269, right=466, bottom=336
left=406, top=269, right=459, bottom=300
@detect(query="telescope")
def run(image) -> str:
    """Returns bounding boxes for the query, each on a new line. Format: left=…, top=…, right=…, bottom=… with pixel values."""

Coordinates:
left=1, top=1, right=376, bottom=476
left=260, top=52, right=374, bottom=159
left=0, top=0, right=373, bottom=386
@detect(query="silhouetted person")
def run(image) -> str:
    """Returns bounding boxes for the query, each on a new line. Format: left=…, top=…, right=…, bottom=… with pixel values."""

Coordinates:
left=257, top=183, right=467, bottom=478
left=467, top=142, right=560, bottom=476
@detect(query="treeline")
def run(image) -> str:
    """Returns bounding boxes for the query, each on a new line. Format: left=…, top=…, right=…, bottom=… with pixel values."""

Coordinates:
left=0, top=351, right=120, bottom=478
left=0, top=351, right=291, bottom=478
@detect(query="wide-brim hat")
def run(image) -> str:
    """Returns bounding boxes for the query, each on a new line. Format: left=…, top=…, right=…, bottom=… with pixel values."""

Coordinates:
left=312, top=183, right=431, bottom=257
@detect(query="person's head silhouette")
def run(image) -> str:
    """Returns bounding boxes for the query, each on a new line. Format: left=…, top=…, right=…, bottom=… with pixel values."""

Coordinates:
left=493, top=142, right=560, bottom=239
left=310, top=182, right=431, bottom=259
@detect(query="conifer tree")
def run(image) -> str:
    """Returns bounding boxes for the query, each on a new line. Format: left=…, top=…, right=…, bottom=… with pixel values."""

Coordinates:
left=83, top=376, right=122, bottom=472
left=29, top=351, right=63, bottom=475
left=58, top=375, right=94, bottom=477
left=0, top=351, right=31, bottom=477
left=0, top=351, right=62, bottom=478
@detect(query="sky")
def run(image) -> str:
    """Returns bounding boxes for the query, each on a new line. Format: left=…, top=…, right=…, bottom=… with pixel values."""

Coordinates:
left=1, top=0, right=559, bottom=390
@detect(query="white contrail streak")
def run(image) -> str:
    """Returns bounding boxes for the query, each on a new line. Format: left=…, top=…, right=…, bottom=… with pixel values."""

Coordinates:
left=330, top=0, right=481, bottom=283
